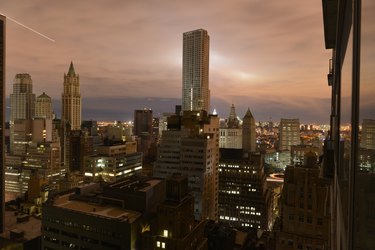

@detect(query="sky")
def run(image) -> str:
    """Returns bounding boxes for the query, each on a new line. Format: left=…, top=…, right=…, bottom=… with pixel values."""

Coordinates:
left=0, top=0, right=333, bottom=123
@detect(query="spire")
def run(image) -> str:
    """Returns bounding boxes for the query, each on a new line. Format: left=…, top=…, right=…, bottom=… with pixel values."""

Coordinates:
left=243, top=108, right=254, bottom=119
left=227, top=104, right=239, bottom=128
left=68, top=61, right=75, bottom=76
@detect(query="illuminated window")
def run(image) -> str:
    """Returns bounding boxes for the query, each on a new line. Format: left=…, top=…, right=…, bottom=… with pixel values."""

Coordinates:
left=156, top=241, right=160, bottom=247
left=162, top=242, right=166, bottom=249
left=163, top=230, right=168, bottom=237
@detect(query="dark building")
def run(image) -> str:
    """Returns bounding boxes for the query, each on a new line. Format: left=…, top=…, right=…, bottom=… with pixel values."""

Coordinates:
left=68, top=130, right=93, bottom=172
left=275, top=153, right=330, bottom=249
left=42, top=177, right=166, bottom=250
left=0, top=14, right=5, bottom=234
left=321, top=0, right=375, bottom=248
left=218, top=149, right=272, bottom=231
left=134, top=109, right=153, bottom=157
left=141, top=175, right=207, bottom=250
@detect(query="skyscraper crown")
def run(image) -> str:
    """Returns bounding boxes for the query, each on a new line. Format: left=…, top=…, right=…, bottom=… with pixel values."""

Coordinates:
left=67, top=61, right=76, bottom=76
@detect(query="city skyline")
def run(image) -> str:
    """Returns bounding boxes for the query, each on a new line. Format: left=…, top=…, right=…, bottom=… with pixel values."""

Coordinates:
left=1, top=0, right=333, bottom=122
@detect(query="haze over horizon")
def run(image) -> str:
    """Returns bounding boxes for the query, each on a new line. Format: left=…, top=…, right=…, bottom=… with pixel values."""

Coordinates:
left=1, top=0, right=332, bottom=123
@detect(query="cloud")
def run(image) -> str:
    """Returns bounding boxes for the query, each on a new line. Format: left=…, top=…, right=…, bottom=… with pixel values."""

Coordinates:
left=1, top=0, right=342, bottom=123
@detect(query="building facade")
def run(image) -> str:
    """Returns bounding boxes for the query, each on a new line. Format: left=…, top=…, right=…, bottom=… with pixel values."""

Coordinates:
left=182, top=29, right=210, bottom=112
left=154, top=111, right=219, bottom=220
left=10, top=73, right=35, bottom=121
left=218, top=149, right=272, bottom=230
left=361, top=119, right=375, bottom=150
left=61, top=62, right=81, bottom=131
left=276, top=153, right=330, bottom=250
left=35, top=92, right=53, bottom=119
left=219, top=104, right=242, bottom=149
left=242, top=108, right=256, bottom=153
left=141, top=175, right=207, bottom=250
left=278, top=119, right=301, bottom=151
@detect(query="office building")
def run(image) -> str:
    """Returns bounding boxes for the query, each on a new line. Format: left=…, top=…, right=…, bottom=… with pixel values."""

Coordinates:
left=182, top=29, right=210, bottom=112
left=218, top=149, right=272, bottom=230
left=67, top=130, right=93, bottom=173
left=154, top=110, right=219, bottom=220
left=35, top=92, right=53, bottom=119
left=278, top=119, right=301, bottom=151
left=9, top=73, right=36, bottom=155
left=10, top=73, right=35, bottom=121
left=242, top=108, right=256, bottom=153
left=321, top=0, right=375, bottom=248
left=84, top=141, right=142, bottom=182
left=42, top=184, right=143, bottom=250
left=361, top=119, right=375, bottom=150
left=134, top=109, right=153, bottom=156
left=276, top=153, right=330, bottom=249
left=0, top=14, right=5, bottom=233
left=61, top=61, right=81, bottom=131
left=141, top=175, right=207, bottom=250
left=219, top=104, right=242, bottom=149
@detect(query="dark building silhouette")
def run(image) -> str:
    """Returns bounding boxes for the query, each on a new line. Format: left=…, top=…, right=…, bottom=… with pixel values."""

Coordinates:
left=141, top=175, right=207, bottom=249
left=134, top=109, right=153, bottom=157
left=322, top=0, right=375, bottom=248
left=0, top=14, right=5, bottom=233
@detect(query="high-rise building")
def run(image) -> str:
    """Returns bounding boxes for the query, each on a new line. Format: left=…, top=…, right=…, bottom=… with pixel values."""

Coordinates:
left=182, top=29, right=210, bottom=112
left=10, top=73, right=35, bottom=121
left=0, top=14, right=5, bottom=233
left=218, top=149, right=272, bottom=230
left=242, top=108, right=256, bottom=153
left=361, top=119, right=375, bottom=150
left=278, top=118, right=301, bottom=151
left=276, top=153, right=330, bottom=250
left=35, top=92, right=53, bottom=119
left=62, top=62, right=81, bottom=131
left=134, top=109, right=152, bottom=137
left=9, top=73, right=36, bottom=154
left=134, top=109, right=153, bottom=156
left=154, top=110, right=219, bottom=220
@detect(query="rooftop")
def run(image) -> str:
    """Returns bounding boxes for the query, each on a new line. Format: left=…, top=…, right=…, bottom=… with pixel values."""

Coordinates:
left=0, top=211, right=41, bottom=241
left=53, top=193, right=141, bottom=223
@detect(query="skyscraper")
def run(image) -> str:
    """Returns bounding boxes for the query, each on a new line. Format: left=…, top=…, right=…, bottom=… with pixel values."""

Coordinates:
left=10, top=73, right=35, bottom=121
left=62, top=62, right=81, bottom=131
left=242, top=108, right=256, bottom=153
left=278, top=118, right=301, bottom=151
left=154, top=111, right=219, bottom=220
left=0, top=14, right=5, bottom=233
left=35, top=92, right=53, bottom=119
left=182, top=29, right=210, bottom=112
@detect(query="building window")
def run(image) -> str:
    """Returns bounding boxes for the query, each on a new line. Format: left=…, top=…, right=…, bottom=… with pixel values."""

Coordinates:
left=156, top=241, right=160, bottom=247
left=162, top=242, right=166, bottom=249
left=163, top=230, right=168, bottom=237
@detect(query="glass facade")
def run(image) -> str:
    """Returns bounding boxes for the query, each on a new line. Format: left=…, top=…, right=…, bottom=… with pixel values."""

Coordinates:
left=323, top=0, right=375, bottom=248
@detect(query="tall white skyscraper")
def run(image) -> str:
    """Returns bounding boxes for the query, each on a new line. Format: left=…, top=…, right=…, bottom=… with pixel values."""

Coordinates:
left=62, top=62, right=81, bottom=130
left=10, top=73, right=35, bottom=121
left=182, top=29, right=210, bottom=112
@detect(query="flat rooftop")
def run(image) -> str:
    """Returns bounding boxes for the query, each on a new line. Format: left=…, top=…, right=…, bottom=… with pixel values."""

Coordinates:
left=53, top=193, right=141, bottom=223
left=0, top=211, right=41, bottom=241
